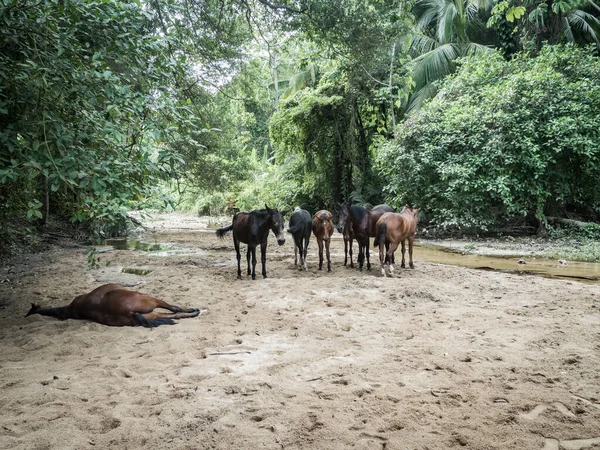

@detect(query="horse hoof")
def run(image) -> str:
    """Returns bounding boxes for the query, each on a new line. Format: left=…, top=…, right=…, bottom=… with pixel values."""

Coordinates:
left=409, top=264, right=414, bottom=269
left=251, top=275, right=256, bottom=280
left=237, top=275, right=242, bottom=280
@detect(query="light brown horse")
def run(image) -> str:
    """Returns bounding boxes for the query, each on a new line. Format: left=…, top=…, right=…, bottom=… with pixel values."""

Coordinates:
left=312, top=210, right=335, bottom=272
left=25, top=284, right=201, bottom=327
left=374, top=206, right=420, bottom=277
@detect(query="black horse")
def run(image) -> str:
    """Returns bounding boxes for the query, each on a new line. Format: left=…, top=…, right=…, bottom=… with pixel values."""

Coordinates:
left=336, top=203, right=394, bottom=271
left=216, top=205, right=286, bottom=280
left=288, top=208, right=312, bottom=271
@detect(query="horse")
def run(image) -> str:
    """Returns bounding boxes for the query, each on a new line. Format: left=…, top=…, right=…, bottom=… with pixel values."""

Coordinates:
left=25, top=284, right=201, bottom=327
left=374, top=206, right=420, bottom=277
left=312, top=210, right=335, bottom=272
left=288, top=208, right=312, bottom=271
left=216, top=205, right=286, bottom=280
left=336, top=203, right=395, bottom=271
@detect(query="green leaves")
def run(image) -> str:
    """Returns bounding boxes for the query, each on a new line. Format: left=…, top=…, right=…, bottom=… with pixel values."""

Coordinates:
left=377, top=45, right=600, bottom=230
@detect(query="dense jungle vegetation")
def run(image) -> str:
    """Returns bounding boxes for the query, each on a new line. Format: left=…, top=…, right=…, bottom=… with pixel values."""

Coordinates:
left=1, top=0, right=600, bottom=252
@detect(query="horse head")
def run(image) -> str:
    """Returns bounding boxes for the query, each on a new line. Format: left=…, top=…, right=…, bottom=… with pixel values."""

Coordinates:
left=336, top=202, right=350, bottom=234
left=265, top=204, right=286, bottom=246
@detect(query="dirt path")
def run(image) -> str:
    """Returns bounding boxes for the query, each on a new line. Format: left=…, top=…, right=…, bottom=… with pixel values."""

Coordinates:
left=1, top=213, right=599, bottom=450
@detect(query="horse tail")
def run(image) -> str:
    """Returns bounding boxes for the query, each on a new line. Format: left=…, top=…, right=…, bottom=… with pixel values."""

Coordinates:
left=216, top=224, right=233, bottom=238
left=287, top=222, right=303, bottom=235
left=374, top=222, right=387, bottom=247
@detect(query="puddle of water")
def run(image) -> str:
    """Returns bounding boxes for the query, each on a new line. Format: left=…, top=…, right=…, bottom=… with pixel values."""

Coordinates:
left=121, top=268, right=152, bottom=276
left=102, top=238, right=170, bottom=252
left=416, top=244, right=600, bottom=282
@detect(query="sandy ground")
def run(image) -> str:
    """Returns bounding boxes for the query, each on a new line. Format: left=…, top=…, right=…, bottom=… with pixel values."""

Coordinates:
left=1, top=212, right=600, bottom=450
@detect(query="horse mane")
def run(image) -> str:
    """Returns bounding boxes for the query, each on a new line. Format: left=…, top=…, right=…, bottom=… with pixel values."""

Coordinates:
left=349, top=205, right=368, bottom=221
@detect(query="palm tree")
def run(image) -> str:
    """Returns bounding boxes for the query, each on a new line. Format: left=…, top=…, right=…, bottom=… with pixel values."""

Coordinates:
left=407, top=0, right=495, bottom=112
left=528, top=0, right=600, bottom=50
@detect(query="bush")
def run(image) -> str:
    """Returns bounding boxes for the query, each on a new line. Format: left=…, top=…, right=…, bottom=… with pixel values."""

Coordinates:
left=377, top=45, right=600, bottom=231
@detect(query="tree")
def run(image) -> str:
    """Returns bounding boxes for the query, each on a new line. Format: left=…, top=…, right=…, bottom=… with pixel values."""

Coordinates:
left=377, top=45, right=600, bottom=231
left=407, top=0, right=496, bottom=112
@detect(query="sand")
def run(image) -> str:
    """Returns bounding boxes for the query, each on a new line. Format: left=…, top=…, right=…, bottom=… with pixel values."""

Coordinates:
left=1, top=212, right=599, bottom=450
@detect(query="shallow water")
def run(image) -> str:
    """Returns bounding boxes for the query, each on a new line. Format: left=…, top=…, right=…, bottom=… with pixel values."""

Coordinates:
left=103, top=237, right=600, bottom=283
left=416, top=244, right=600, bottom=283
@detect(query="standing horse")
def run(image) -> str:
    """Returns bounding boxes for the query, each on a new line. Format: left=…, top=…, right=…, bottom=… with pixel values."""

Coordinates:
left=374, top=206, right=420, bottom=277
left=336, top=203, right=394, bottom=271
left=216, top=205, right=286, bottom=280
left=288, top=208, right=312, bottom=271
left=26, top=284, right=201, bottom=327
left=312, top=210, right=335, bottom=272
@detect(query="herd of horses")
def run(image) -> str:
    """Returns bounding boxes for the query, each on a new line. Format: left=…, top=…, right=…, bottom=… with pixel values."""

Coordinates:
left=216, top=203, right=420, bottom=279
left=25, top=203, right=418, bottom=328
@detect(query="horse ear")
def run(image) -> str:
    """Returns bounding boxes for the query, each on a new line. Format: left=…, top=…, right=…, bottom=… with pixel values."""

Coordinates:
left=281, top=210, right=289, bottom=216
left=265, top=204, right=273, bottom=214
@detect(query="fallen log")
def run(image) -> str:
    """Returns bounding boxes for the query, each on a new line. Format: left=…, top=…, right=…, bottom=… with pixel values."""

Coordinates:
left=546, top=216, right=596, bottom=228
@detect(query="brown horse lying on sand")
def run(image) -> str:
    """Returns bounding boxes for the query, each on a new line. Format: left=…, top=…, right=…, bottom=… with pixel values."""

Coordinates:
left=374, top=207, right=420, bottom=277
left=312, top=210, right=335, bottom=272
left=26, top=284, right=202, bottom=327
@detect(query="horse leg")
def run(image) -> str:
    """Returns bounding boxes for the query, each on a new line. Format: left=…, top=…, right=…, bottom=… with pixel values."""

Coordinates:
left=250, top=245, right=257, bottom=280
left=366, top=238, right=371, bottom=271
left=408, top=235, right=415, bottom=269
left=134, top=310, right=201, bottom=327
left=303, top=237, right=309, bottom=271
left=246, top=245, right=252, bottom=276
left=357, top=242, right=364, bottom=272
left=379, top=238, right=386, bottom=277
left=234, top=239, right=242, bottom=280
left=325, top=238, right=332, bottom=272
left=152, top=299, right=198, bottom=314
left=400, top=240, right=406, bottom=268
left=260, top=241, right=268, bottom=278
left=317, top=238, right=324, bottom=271
left=388, top=242, right=399, bottom=274
left=349, top=238, right=354, bottom=268
left=294, top=241, right=298, bottom=267
left=343, top=237, right=348, bottom=266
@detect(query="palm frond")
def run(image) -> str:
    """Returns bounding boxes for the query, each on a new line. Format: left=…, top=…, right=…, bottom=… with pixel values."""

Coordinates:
left=461, top=42, right=492, bottom=56
left=411, top=43, right=459, bottom=87
left=438, top=0, right=458, bottom=43
left=568, top=9, right=600, bottom=43
left=415, top=0, right=444, bottom=32
left=563, top=16, right=576, bottom=42
left=406, top=83, right=440, bottom=113
left=410, top=32, right=440, bottom=57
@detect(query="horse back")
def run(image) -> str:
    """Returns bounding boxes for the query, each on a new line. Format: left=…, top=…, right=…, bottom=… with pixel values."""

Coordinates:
left=378, top=212, right=417, bottom=242
left=233, top=210, right=274, bottom=244
left=312, top=210, right=334, bottom=239
left=289, top=209, right=312, bottom=239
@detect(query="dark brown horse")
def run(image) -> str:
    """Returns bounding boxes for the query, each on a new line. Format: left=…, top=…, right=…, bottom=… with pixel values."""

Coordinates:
left=216, top=205, right=286, bottom=280
left=374, top=206, right=420, bottom=277
left=312, top=210, right=335, bottom=272
left=336, top=203, right=394, bottom=271
left=288, top=208, right=312, bottom=271
left=25, top=284, right=201, bottom=327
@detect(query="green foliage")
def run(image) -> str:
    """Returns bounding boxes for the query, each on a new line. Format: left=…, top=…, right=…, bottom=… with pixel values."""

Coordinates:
left=86, top=246, right=100, bottom=270
left=377, top=45, right=600, bottom=231
left=0, top=0, right=197, bottom=239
